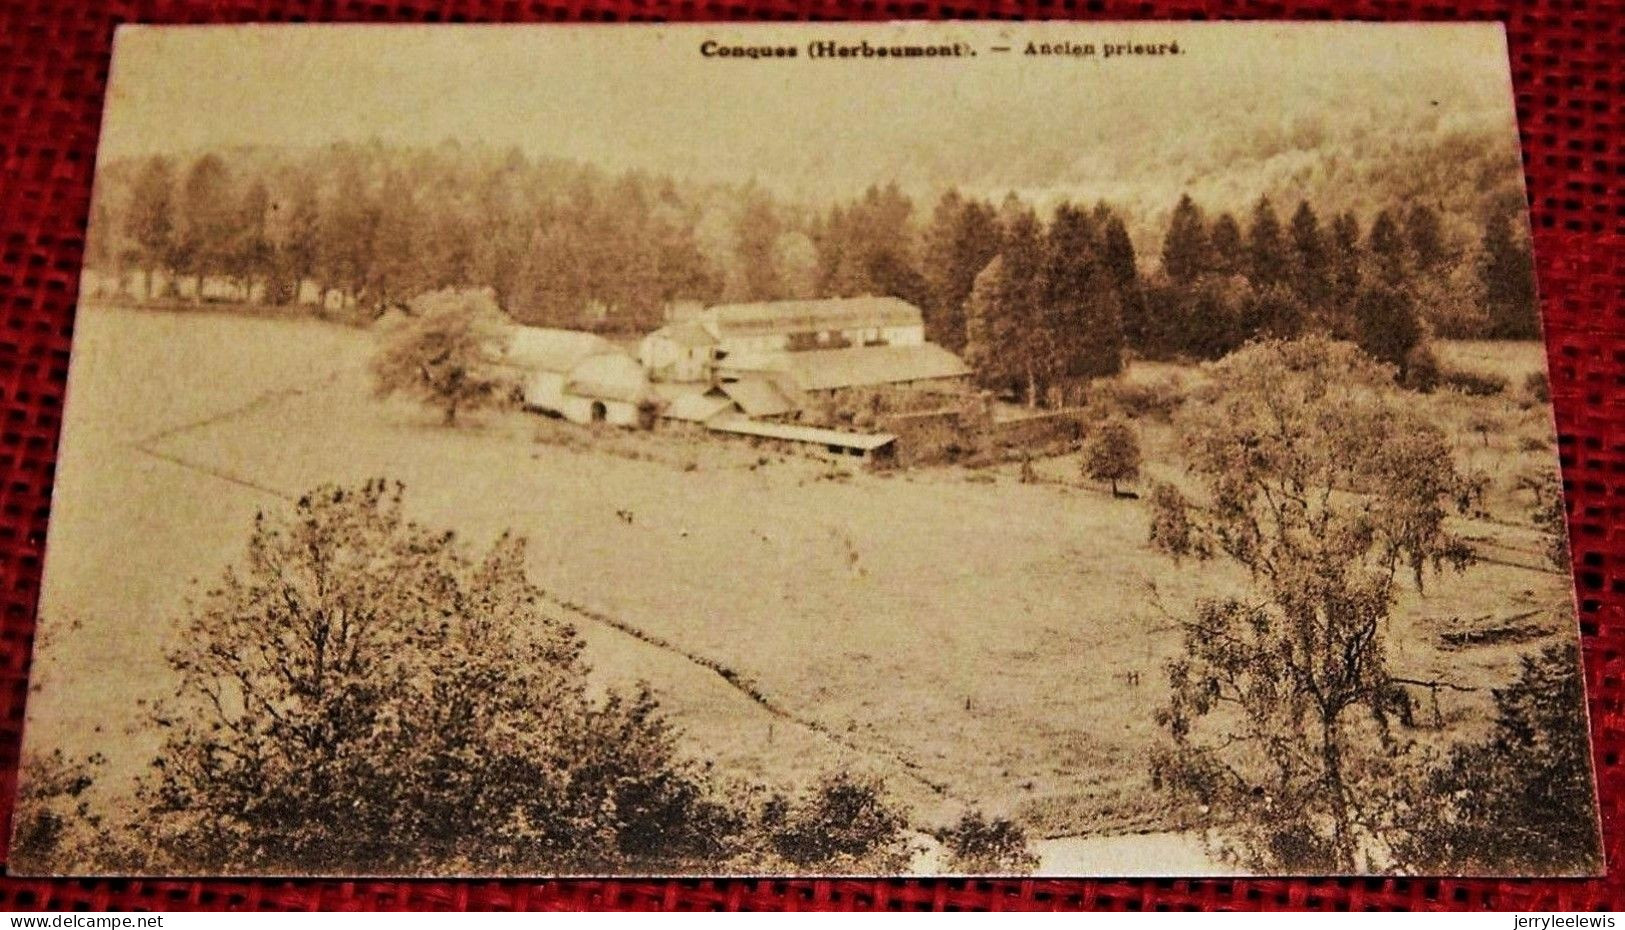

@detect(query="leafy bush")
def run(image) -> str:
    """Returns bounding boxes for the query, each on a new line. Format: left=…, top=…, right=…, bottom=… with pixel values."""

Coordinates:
left=1146, top=482, right=1203, bottom=561
left=1524, top=369, right=1551, bottom=405
left=1400, top=343, right=1441, bottom=393
left=1088, top=375, right=1186, bottom=422
left=754, top=772, right=914, bottom=874
left=1353, top=284, right=1425, bottom=378
left=1520, top=470, right=1571, bottom=571
left=939, top=809, right=1039, bottom=874
left=1436, top=366, right=1509, bottom=397
left=9, top=750, right=115, bottom=874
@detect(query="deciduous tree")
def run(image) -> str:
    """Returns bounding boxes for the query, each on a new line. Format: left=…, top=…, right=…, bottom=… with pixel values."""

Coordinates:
left=1082, top=416, right=1140, bottom=496
left=174, top=154, right=236, bottom=299
left=734, top=187, right=784, bottom=301
left=1150, top=337, right=1477, bottom=872
left=963, top=255, right=1013, bottom=393
left=124, top=156, right=175, bottom=298
left=227, top=179, right=273, bottom=299
left=149, top=480, right=750, bottom=874
left=370, top=288, right=514, bottom=426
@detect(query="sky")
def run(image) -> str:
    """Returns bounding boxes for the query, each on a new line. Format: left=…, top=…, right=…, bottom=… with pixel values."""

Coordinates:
left=98, top=22, right=1521, bottom=201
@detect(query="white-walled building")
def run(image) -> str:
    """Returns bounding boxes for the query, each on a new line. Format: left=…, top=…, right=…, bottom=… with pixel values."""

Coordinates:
left=638, top=321, right=716, bottom=383
left=638, top=296, right=939, bottom=386
left=503, top=327, right=655, bottom=427
left=702, top=296, right=926, bottom=357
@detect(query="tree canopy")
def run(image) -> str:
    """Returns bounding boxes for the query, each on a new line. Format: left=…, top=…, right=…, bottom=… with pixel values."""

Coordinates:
left=370, top=288, right=514, bottom=426
left=1150, top=337, right=1479, bottom=872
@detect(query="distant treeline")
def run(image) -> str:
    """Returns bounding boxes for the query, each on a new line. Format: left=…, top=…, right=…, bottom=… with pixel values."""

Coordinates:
left=86, top=142, right=1538, bottom=396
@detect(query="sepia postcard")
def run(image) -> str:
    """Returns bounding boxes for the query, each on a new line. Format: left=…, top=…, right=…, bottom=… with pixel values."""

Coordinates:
left=11, top=21, right=1602, bottom=878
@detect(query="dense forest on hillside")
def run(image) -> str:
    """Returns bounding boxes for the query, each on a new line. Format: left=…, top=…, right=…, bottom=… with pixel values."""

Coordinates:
left=84, top=136, right=1538, bottom=405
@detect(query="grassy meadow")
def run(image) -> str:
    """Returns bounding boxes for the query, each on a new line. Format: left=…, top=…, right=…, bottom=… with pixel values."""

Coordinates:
left=25, top=303, right=1578, bottom=870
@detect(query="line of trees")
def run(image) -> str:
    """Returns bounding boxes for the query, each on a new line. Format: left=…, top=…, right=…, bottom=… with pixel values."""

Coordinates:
left=100, top=145, right=724, bottom=329
left=88, top=143, right=1540, bottom=397
left=1142, top=193, right=1539, bottom=370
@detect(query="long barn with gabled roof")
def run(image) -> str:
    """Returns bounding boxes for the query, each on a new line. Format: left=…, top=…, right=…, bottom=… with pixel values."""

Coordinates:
left=638, top=296, right=969, bottom=401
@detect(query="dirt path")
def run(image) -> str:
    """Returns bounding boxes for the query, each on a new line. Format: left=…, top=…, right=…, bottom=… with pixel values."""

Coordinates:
left=545, top=592, right=954, bottom=798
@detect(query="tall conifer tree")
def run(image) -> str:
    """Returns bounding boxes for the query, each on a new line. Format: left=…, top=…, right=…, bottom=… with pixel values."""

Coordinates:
left=1246, top=196, right=1287, bottom=287
left=1405, top=203, right=1445, bottom=273
left=1368, top=208, right=1407, bottom=287
left=1044, top=203, right=1122, bottom=383
left=1289, top=200, right=1328, bottom=307
left=1161, top=194, right=1208, bottom=285
left=1480, top=211, right=1539, bottom=339
left=1209, top=213, right=1244, bottom=277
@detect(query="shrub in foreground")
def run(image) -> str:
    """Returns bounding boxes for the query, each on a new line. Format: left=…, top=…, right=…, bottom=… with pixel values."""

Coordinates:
left=939, top=809, right=1039, bottom=874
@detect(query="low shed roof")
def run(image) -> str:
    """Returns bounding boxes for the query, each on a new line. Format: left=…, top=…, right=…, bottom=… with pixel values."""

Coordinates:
left=719, top=376, right=803, bottom=418
left=664, top=392, right=736, bottom=423
left=784, top=343, right=971, bottom=392
left=708, top=414, right=897, bottom=452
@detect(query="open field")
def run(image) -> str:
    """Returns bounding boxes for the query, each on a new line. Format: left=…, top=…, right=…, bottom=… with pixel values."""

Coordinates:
left=1435, top=338, right=1551, bottom=387
left=26, top=305, right=1581, bottom=870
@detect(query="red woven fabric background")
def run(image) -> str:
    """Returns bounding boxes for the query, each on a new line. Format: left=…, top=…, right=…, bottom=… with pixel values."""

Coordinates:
left=0, top=0, right=1620, bottom=912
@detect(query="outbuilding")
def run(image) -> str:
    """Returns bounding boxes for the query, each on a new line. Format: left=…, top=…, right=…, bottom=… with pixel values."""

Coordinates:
left=706, top=414, right=897, bottom=463
left=639, top=321, right=717, bottom=383
left=503, top=327, right=656, bottom=427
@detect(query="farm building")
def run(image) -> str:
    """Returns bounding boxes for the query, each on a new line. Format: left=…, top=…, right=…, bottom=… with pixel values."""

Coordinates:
left=503, top=327, right=656, bottom=427
left=726, top=343, right=971, bottom=394
left=650, top=380, right=893, bottom=460
left=662, top=391, right=736, bottom=424
left=637, top=295, right=969, bottom=410
left=638, top=296, right=943, bottom=385
left=703, top=295, right=926, bottom=355
left=717, top=373, right=804, bottom=418
left=707, top=414, right=897, bottom=463
left=639, top=320, right=716, bottom=383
